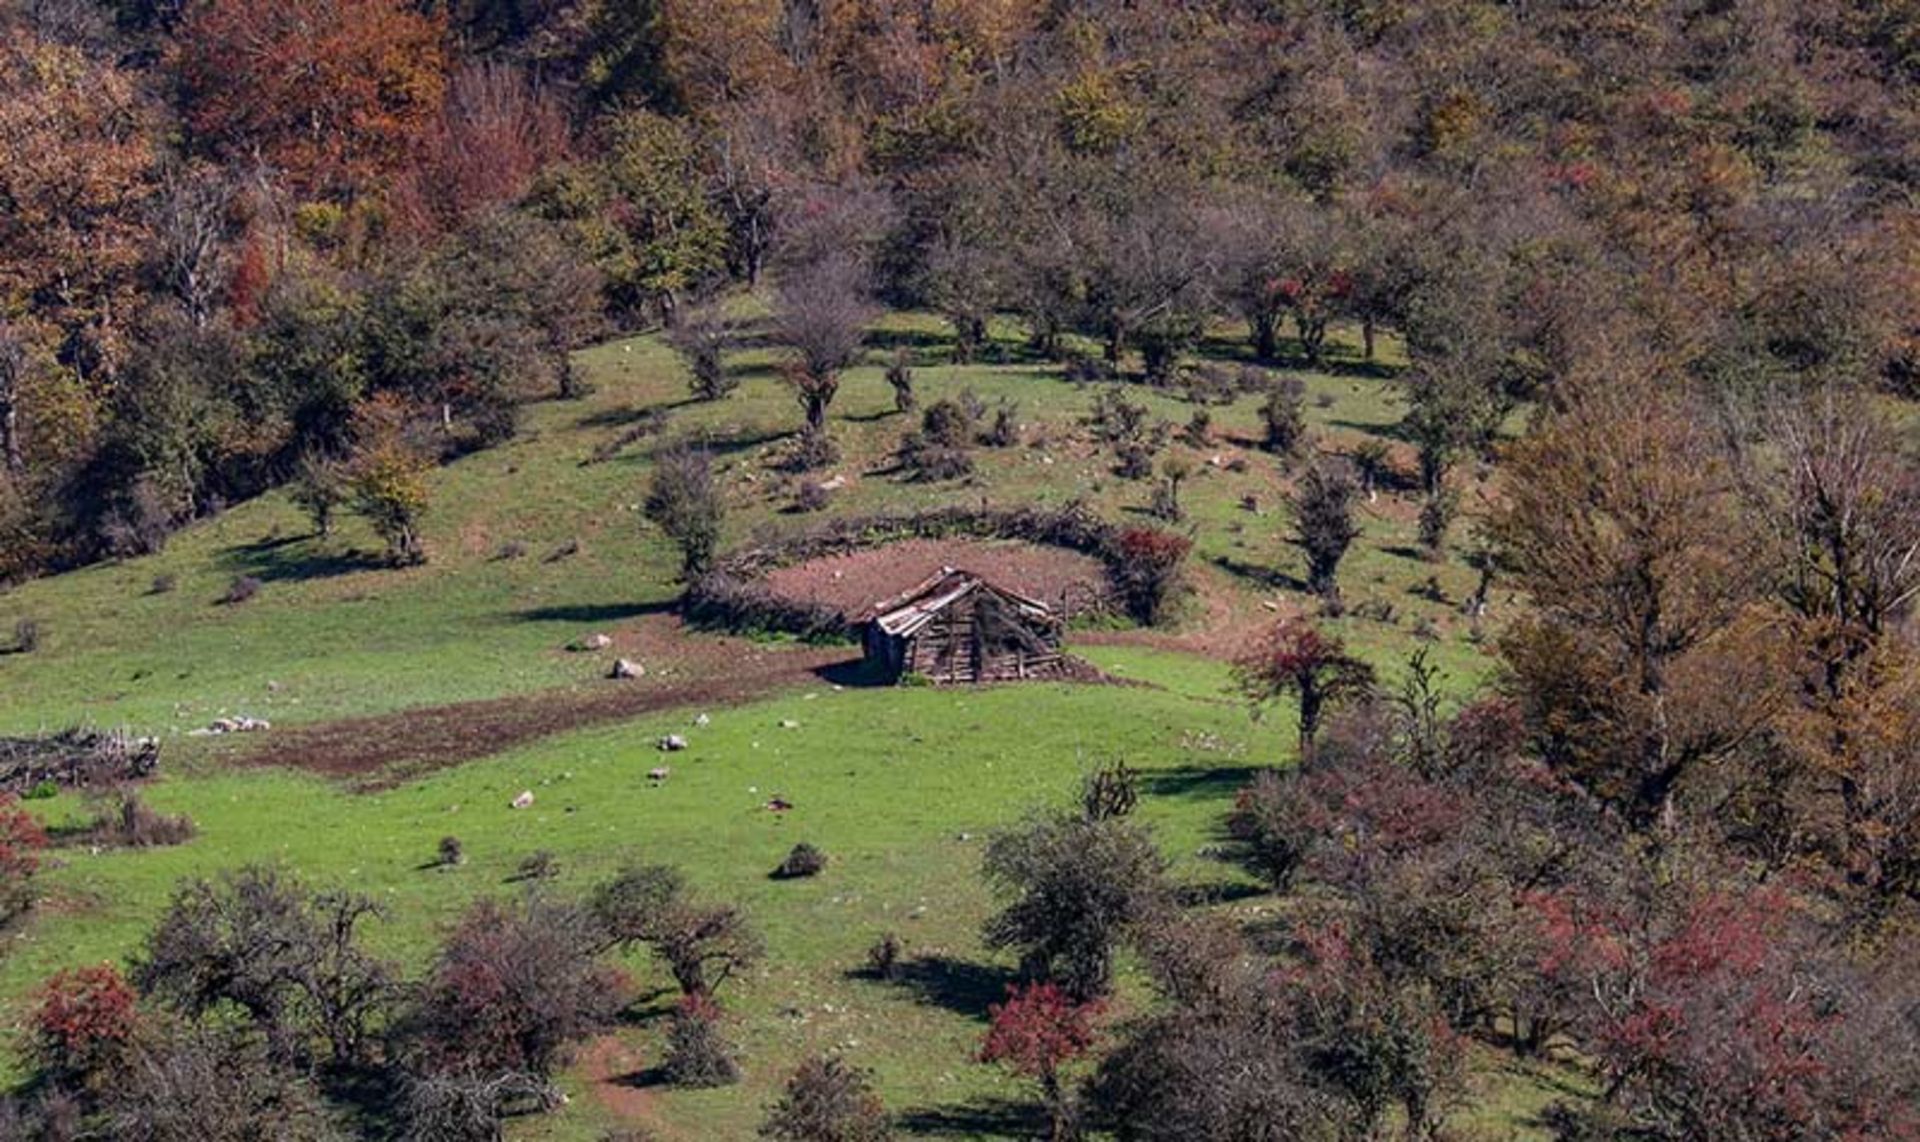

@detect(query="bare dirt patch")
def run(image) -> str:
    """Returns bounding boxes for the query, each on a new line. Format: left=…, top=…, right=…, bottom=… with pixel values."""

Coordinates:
left=229, top=615, right=855, bottom=788
left=762, top=538, right=1110, bottom=619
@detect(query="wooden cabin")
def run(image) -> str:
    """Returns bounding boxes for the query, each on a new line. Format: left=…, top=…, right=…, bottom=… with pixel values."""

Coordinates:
left=857, top=568, right=1065, bottom=684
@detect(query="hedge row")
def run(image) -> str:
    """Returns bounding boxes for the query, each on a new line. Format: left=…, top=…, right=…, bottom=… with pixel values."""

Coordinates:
left=683, top=502, right=1187, bottom=638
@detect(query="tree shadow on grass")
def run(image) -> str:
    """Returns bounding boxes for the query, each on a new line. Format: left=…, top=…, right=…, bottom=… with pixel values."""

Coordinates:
left=896, top=1095, right=1047, bottom=1137
left=219, top=541, right=387, bottom=585
left=513, top=601, right=677, bottom=625
left=862, top=955, right=1017, bottom=1021
left=1138, top=763, right=1264, bottom=802
left=1207, top=554, right=1306, bottom=594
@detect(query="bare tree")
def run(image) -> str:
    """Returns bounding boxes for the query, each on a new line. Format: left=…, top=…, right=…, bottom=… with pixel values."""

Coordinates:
left=151, top=167, right=232, bottom=328
left=0, top=323, right=23, bottom=476
left=775, top=254, right=875, bottom=438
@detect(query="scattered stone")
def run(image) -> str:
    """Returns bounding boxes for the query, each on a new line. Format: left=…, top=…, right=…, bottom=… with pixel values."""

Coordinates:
left=609, top=658, right=644, bottom=679
left=266, top=680, right=283, bottom=693
left=648, top=766, right=671, bottom=782
left=658, top=734, right=689, bottom=752
left=956, top=832, right=972, bottom=842
left=510, top=790, right=535, bottom=809
left=818, top=474, right=849, bottom=491
left=572, top=633, right=614, bottom=652
left=694, top=713, right=711, bottom=727
left=765, top=796, right=793, bottom=812
left=194, top=715, right=271, bottom=736
left=779, top=718, right=801, bottom=729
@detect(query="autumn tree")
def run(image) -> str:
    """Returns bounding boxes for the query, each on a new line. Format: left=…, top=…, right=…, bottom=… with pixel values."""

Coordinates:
left=391, top=61, right=572, bottom=238
left=1490, top=377, right=1776, bottom=829
left=1235, top=620, right=1376, bottom=761
left=174, top=0, right=448, bottom=197
left=0, top=34, right=157, bottom=380
left=28, top=964, right=140, bottom=1089
left=402, top=895, right=626, bottom=1107
left=0, top=795, right=48, bottom=923
left=981, top=983, right=1101, bottom=1142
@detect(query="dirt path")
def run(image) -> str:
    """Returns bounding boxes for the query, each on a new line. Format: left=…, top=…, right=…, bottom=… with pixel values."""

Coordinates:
left=229, top=620, right=855, bottom=787
left=223, top=564, right=1258, bottom=789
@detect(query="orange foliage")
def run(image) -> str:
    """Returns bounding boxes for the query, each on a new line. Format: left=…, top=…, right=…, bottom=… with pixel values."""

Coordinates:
left=174, top=0, right=448, bottom=197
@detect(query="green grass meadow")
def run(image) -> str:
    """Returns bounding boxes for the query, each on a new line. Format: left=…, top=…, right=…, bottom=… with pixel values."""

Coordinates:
left=0, top=313, right=1556, bottom=1137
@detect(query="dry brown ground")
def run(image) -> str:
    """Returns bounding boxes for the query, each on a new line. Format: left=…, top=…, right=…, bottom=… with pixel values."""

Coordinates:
left=761, top=538, right=1110, bottom=619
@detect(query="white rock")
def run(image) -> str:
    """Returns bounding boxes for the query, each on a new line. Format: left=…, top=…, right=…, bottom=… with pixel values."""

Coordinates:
left=510, top=790, right=535, bottom=809
left=648, top=766, right=671, bottom=781
left=574, top=633, right=613, bottom=651
left=694, top=713, right=711, bottom=727
left=610, top=658, right=644, bottom=679
left=779, top=718, right=801, bottom=729
left=658, top=734, right=689, bottom=752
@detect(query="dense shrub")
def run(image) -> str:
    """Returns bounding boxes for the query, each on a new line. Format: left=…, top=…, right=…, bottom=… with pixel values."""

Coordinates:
left=982, top=811, right=1168, bottom=1001
left=134, top=866, right=392, bottom=1068
left=217, top=575, right=261, bottom=606
left=772, top=842, right=828, bottom=879
left=1260, top=379, right=1308, bottom=458
left=404, top=896, right=625, bottom=1088
left=664, top=992, right=739, bottom=1088
left=865, top=932, right=904, bottom=981
left=87, top=792, right=196, bottom=848
left=644, top=443, right=724, bottom=578
left=885, top=349, right=915, bottom=413
left=437, top=835, right=464, bottom=867
left=667, top=303, right=738, bottom=401
left=98, top=1024, right=340, bottom=1142
left=1110, top=527, right=1191, bottom=626
left=28, top=964, right=139, bottom=1086
left=0, top=795, right=48, bottom=922
left=760, top=1054, right=892, bottom=1141
left=1289, top=458, right=1360, bottom=605
left=1225, top=770, right=1317, bottom=891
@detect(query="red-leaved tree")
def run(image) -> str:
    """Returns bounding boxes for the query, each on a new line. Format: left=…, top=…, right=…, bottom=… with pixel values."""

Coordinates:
left=1235, top=621, right=1376, bottom=761
left=981, top=982, right=1102, bottom=1141
left=174, top=0, right=447, bottom=197
left=29, top=963, right=139, bottom=1086
left=1111, top=527, right=1192, bottom=626
left=0, top=794, right=47, bottom=921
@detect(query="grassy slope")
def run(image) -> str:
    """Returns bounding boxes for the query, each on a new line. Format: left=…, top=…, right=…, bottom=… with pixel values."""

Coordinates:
left=0, top=313, right=1561, bottom=1138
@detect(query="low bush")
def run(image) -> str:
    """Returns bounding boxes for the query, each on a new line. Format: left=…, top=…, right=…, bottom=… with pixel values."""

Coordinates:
left=7, top=617, right=40, bottom=654
left=772, top=843, right=828, bottom=880
left=760, top=1054, right=892, bottom=1141
left=663, top=993, right=739, bottom=1088
left=865, top=933, right=903, bottom=981
left=437, top=835, right=464, bottom=867
left=218, top=576, right=261, bottom=606
left=89, top=793, right=196, bottom=848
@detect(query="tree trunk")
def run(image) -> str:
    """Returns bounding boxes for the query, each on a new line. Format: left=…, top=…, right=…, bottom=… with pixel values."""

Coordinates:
left=1253, top=312, right=1279, bottom=361
left=1362, top=317, right=1377, bottom=361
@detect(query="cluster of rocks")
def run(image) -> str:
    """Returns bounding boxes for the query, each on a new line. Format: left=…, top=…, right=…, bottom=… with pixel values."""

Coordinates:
left=192, top=716, right=271, bottom=736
